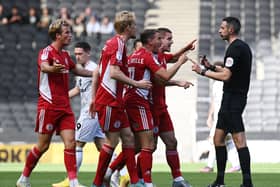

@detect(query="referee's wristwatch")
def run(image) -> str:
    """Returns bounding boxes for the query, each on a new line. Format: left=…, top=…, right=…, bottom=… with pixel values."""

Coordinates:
left=200, top=68, right=207, bottom=76
left=199, top=65, right=207, bottom=76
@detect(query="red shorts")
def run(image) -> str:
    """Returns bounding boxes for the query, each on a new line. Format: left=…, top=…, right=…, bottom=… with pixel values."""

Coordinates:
left=152, top=108, right=174, bottom=136
left=126, top=105, right=154, bottom=132
left=96, top=105, right=130, bottom=132
left=35, top=108, right=75, bottom=134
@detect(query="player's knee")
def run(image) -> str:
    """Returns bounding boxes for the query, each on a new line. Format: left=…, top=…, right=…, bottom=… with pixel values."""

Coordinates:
left=122, top=132, right=135, bottom=146
left=64, top=139, right=76, bottom=149
left=162, top=135, right=177, bottom=149
left=38, top=144, right=50, bottom=153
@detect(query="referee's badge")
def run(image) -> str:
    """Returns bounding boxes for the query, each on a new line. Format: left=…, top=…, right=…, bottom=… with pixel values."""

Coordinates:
left=225, top=57, right=234, bottom=67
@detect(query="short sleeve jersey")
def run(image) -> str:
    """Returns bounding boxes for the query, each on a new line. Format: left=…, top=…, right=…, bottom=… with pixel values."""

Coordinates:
left=75, top=61, right=97, bottom=122
left=151, top=52, right=173, bottom=110
left=223, top=39, right=252, bottom=94
left=37, top=45, right=75, bottom=110
left=95, top=35, right=128, bottom=108
left=124, top=47, right=161, bottom=107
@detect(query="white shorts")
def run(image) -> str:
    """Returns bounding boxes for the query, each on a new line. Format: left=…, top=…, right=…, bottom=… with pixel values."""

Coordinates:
left=75, top=118, right=105, bottom=142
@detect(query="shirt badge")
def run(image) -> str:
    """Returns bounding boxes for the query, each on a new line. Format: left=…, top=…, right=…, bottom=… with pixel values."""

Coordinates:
left=225, top=57, right=234, bottom=67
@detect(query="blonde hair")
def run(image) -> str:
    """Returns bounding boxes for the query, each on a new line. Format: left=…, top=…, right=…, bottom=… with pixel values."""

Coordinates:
left=48, top=19, right=70, bottom=40
left=114, top=11, right=135, bottom=34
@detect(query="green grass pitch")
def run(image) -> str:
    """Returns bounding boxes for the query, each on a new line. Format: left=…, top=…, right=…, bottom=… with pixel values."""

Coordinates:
left=1, top=163, right=279, bottom=187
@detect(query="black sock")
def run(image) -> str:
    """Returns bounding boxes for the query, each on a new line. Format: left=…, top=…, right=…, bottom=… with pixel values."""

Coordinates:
left=215, top=146, right=227, bottom=184
left=238, top=147, right=253, bottom=186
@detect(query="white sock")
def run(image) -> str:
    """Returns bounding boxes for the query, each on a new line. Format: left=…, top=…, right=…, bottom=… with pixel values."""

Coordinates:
left=76, top=146, right=83, bottom=172
left=145, top=183, right=153, bottom=187
left=105, top=168, right=113, bottom=178
left=69, top=178, right=79, bottom=187
left=18, top=175, right=29, bottom=182
left=207, top=145, right=216, bottom=168
left=174, top=176, right=184, bottom=182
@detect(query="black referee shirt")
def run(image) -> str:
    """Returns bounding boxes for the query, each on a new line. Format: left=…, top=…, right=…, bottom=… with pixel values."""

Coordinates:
left=223, top=39, right=252, bottom=95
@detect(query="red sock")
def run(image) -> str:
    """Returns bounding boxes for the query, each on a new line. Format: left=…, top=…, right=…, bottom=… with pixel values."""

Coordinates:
left=64, top=149, right=77, bottom=180
left=122, top=147, right=139, bottom=184
left=94, top=144, right=114, bottom=185
left=23, top=147, right=42, bottom=177
left=166, top=150, right=182, bottom=178
left=109, top=152, right=125, bottom=171
left=136, top=154, right=142, bottom=179
left=139, top=148, right=153, bottom=183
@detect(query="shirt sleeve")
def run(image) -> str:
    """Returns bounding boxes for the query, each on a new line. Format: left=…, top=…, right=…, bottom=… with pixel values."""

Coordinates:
left=145, top=54, right=162, bottom=73
left=225, top=45, right=240, bottom=72
left=109, top=40, right=125, bottom=67
left=164, top=53, right=174, bottom=62
left=38, top=48, right=52, bottom=66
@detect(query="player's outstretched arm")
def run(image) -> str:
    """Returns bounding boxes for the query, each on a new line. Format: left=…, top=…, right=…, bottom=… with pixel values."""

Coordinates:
left=110, top=65, right=152, bottom=89
left=169, top=39, right=197, bottom=62
left=72, top=63, right=92, bottom=77
left=41, top=61, right=66, bottom=73
left=167, top=80, right=194, bottom=89
left=89, top=67, right=99, bottom=118
left=68, top=86, right=80, bottom=98
left=190, top=57, right=231, bottom=81
left=155, top=53, right=188, bottom=81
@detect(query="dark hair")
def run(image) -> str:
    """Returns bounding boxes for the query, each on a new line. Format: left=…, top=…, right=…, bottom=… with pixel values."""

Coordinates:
left=133, top=38, right=141, bottom=49
left=223, top=17, right=241, bottom=35
left=140, top=29, right=158, bottom=45
left=157, top=27, right=172, bottom=35
left=74, top=41, right=91, bottom=52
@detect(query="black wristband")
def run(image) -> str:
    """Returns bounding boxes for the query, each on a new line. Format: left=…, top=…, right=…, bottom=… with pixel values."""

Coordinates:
left=200, top=69, right=207, bottom=76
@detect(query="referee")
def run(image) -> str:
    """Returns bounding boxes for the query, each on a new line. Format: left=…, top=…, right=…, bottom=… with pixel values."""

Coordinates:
left=192, top=17, right=253, bottom=187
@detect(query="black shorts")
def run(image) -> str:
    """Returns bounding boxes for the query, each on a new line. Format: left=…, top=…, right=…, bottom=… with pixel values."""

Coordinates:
left=216, top=92, right=247, bottom=133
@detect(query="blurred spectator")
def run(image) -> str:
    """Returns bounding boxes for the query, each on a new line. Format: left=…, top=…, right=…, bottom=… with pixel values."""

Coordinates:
left=84, top=6, right=92, bottom=24
left=23, top=7, right=40, bottom=25
left=57, top=7, right=73, bottom=26
left=7, top=6, right=22, bottom=24
left=86, top=15, right=100, bottom=36
left=73, top=13, right=86, bottom=38
left=37, top=7, right=52, bottom=29
left=0, top=3, right=8, bottom=25
left=100, top=15, right=114, bottom=34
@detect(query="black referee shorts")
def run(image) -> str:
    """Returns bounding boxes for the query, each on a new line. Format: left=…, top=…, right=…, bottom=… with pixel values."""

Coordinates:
left=216, top=92, right=247, bottom=133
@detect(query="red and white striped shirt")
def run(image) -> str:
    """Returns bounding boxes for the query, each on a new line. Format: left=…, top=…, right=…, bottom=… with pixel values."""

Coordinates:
left=37, top=45, right=75, bottom=110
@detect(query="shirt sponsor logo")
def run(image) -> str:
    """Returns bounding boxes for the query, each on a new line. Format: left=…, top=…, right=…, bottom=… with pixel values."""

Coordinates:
left=225, top=57, right=234, bottom=67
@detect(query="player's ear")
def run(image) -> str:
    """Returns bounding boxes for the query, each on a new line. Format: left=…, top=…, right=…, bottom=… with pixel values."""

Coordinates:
left=228, top=26, right=234, bottom=34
